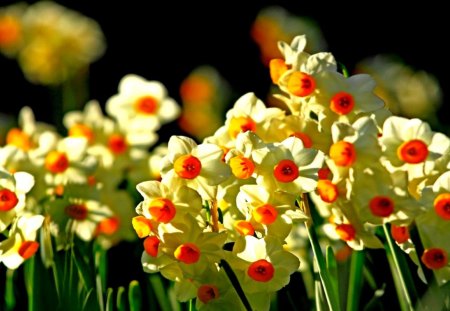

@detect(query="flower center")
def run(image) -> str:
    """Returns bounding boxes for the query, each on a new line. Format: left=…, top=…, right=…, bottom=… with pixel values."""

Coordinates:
left=317, top=180, right=339, bottom=203
left=421, top=248, right=448, bottom=270
left=132, top=216, right=153, bottom=238
left=0, top=188, right=19, bottom=212
left=253, top=204, right=278, bottom=225
left=45, top=151, right=69, bottom=173
left=18, top=241, right=39, bottom=260
left=228, top=116, right=257, bottom=139
left=330, top=92, right=355, bottom=115
left=148, top=198, right=176, bottom=223
left=335, top=224, right=356, bottom=241
left=369, top=196, right=394, bottom=217
left=248, top=259, right=274, bottom=282
left=68, top=124, right=94, bottom=143
left=397, top=139, right=428, bottom=164
left=390, top=225, right=410, bottom=244
left=180, top=76, right=213, bottom=103
left=197, top=284, right=219, bottom=304
left=229, top=155, right=255, bottom=179
left=0, top=16, right=21, bottom=47
left=234, top=220, right=255, bottom=236
left=6, top=128, right=33, bottom=150
left=273, top=159, right=299, bottom=183
left=174, top=242, right=201, bottom=264
left=329, top=141, right=356, bottom=167
left=434, top=193, right=450, bottom=220
left=96, top=216, right=120, bottom=235
left=143, top=236, right=160, bottom=257
left=174, top=155, right=202, bottom=179
left=65, top=204, right=88, bottom=220
left=134, top=96, right=158, bottom=115
left=108, top=134, right=127, bottom=154
left=287, top=71, right=316, bottom=97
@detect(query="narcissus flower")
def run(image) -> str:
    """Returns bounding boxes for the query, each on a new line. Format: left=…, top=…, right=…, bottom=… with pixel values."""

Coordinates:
left=0, top=214, right=44, bottom=269
left=106, top=74, right=180, bottom=130
left=135, top=179, right=202, bottom=227
left=160, top=136, right=230, bottom=200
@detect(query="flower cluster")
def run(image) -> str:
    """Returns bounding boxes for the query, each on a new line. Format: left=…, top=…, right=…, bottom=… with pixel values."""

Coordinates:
left=132, top=34, right=450, bottom=310
left=0, top=1, right=105, bottom=85
left=0, top=74, right=180, bottom=269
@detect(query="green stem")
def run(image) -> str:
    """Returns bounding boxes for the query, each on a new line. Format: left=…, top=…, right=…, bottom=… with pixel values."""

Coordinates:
left=300, top=195, right=341, bottom=311
left=382, top=224, right=414, bottom=311
left=346, top=251, right=364, bottom=311
left=220, top=259, right=253, bottom=311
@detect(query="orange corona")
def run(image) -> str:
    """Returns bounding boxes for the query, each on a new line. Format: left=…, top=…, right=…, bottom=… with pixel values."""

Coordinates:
left=335, top=223, right=356, bottom=241
left=65, top=204, right=88, bottom=220
left=45, top=151, right=69, bottom=173
left=0, top=188, right=19, bottom=211
left=421, top=248, right=448, bottom=270
left=6, top=128, right=33, bottom=150
left=197, top=284, right=219, bottom=304
left=269, top=58, right=288, bottom=84
left=287, top=71, right=316, bottom=97
left=229, top=155, right=255, bottom=179
left=108, top=134, right=127, bottom=154
left=68, top=124, right=94, bottom=143
left=273, top=159, right=299, bottom=183
left=134, top=96, right=158, bottom=115
left=329, top=141, right=356, bottom=167
left=330, top=92, right=355, bottom=115
left=397, top=139, right=428, bottom=164
left=433, top=193, right=450, bottom=220
left=132, top=216, right=153, bottom=238
left=174, top=243, right=201, bottom=264
left=317, top=180, right=339, bottom=203
left=369, top=196, right=394, bottom=217
left=228, top=116, right=257, bottom=139
left=174, top=155, right=202, bottom=179
left=148, top=198, right=176, bottom=223
left=253, top=204, right=278, bottom=225
left=143, top=236, right=160, bottom=257
left=18, top=241, right=39, bottom=260
left=247, top=259, right=274, bottom=282
left=234, top=220, right=255, bottom=236
left=290, top=132, right=313, bottom=148
left=390, top=225, right=410, bottom=244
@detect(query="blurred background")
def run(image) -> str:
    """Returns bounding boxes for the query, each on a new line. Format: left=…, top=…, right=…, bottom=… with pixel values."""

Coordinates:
left=1, top=0, right=449, bottom=135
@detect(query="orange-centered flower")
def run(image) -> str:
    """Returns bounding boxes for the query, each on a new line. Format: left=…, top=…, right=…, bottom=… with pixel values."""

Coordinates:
left=329, top=141, right=356, bottom=167
left=174, top=155, right=202, bottom=179
left=148, top=198, right=176, bottom=223
left=434, top=193, right=450, bottom=220
left=96, top=216, right=120, bottom=235
left=317, top=180, right=339, bottom=203
left=287, top=71, right=316, bottom=97
left=18, top=241, right=39, bottom=260
left=247, top=259, right=275, bottom=282
left=174, top=242, right=201, bottom=264
left=335, top=223, right=356, bottom=242
left=234, top=220, right=255, bottom=236
left=143, top=236, right=160, bottom=257
left=229, top=155, right=255, bottom=179
left=45, top=151, right=69, bottom=173
left=180, top=76, right=214, bottom=103
left=0, top=16, right=21, bottom=47
left=65, top=204, right=88, bottom=220
left=132, top=216, right=153, bottom=238
left=330, top=92, right=355, bottom=115
left=6, top=128, right=33, bottom=151
left=273, top=159, right=299, bottom=183
left=197, top=284, right=219, bottom=304
left=68, top=124, right=94, bottom=143
left=108, top=134, right=127, bottom=155
left=397, top=139, right=428, bottom=164
left=369, top=196, right=394, bottom=217
left=269, top=58, right=288, bottom=84
left=0, top=188, right=19, bottom=211
left=390, top=225, right=410, bottom=244
left=228, top=117, right=257, bottom=139
left=134, top=96, right=158, bottom=115
left=421, top=248, right=448, bottom=270
left=290, top=132, right=313, bottom=148
left=253, top=204, right=278, bottom=225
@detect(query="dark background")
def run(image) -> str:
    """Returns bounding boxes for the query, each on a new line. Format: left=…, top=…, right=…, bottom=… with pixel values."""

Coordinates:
left=1, top=0, right=449, bottom=129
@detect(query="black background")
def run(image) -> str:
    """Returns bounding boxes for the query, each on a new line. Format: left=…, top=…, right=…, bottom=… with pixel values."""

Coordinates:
left=1, top=0, right=449, bottom=129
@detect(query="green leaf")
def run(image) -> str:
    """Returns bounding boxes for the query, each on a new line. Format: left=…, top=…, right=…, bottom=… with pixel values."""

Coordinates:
left=5, top=269, right=16, bottom=310
left=105, top=288, right=114, bottom=311
left=346, top=251, right=364, bottom=311
left=116, top=286, right=127, bottom=311
left=128, top=280, right=142, bottom=311
left=72, top=245, right=95, bottom=291
left=149, top=274, right=173, bottom=311
left=82, top=288, right=97, bottom=311
left=326, top=245, right=339, bottom=302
